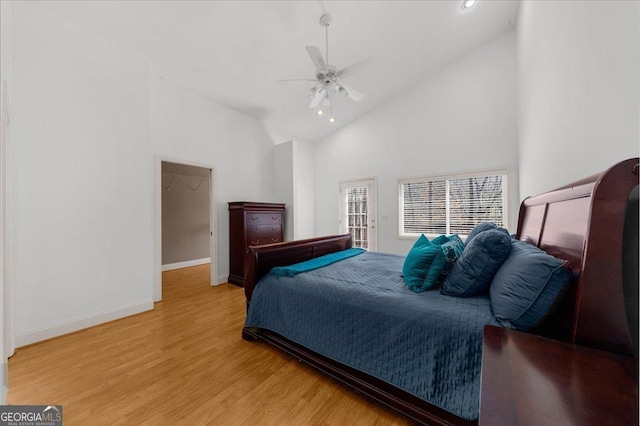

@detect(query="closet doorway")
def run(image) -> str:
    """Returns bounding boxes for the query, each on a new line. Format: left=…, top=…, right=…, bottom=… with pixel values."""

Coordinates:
left=154, top=157, right=218, bottom=302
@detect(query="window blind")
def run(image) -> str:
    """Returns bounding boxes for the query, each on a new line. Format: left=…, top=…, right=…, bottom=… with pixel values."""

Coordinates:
left=400, top=173, right=505, bottom=236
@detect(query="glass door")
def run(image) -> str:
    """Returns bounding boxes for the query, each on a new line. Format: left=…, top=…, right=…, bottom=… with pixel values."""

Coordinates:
left=340, top=178, right=377, bottom=250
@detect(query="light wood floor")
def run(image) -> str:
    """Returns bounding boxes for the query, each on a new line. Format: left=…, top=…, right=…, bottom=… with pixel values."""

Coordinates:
left=8, top=264, right=412, bottom=425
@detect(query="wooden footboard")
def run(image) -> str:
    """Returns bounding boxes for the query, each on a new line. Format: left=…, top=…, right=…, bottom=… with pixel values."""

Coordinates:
left=243, top=234, right=352, bottom=303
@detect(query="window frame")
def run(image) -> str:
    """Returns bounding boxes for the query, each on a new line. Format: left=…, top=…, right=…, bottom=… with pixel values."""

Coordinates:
left=397, top=169, right=508, bottom=239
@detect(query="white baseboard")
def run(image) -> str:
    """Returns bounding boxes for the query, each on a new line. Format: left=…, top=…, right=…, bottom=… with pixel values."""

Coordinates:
left=161, top=258, right=210, bottom=271
left=216, top=275, right=228, bottom=285
left=15, top=300, right=154, bottom=348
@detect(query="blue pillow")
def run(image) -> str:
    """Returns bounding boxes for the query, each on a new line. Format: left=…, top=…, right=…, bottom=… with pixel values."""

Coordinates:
left=466, top=222, right=498, bottom=245
left=441, top=228, right=512, bottom=297
left=402, top=238, right=440, bottom=292
left=424, top=235, right=465, bottom=289
left=490, top=239, right=572, bottom=331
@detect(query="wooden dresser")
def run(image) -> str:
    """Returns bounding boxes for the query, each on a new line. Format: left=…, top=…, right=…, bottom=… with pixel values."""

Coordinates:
left=480, top=325, right=638, bottom=425
left=228, top=202, right=285, bottom=287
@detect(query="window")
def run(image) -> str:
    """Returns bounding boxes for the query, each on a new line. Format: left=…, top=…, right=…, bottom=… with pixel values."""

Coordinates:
left=399, top=171, right=507, bottom=237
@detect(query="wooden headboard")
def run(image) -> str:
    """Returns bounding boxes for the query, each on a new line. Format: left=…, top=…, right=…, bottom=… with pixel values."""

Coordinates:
left=517, top=158, right=639, bottom=356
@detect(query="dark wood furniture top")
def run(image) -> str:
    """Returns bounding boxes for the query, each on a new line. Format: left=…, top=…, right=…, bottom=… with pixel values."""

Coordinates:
left=242, top=158, right=639, bottom=425
left=228, top=202, right=285, bottom=287
left=480, top=325, right=638, bottom=426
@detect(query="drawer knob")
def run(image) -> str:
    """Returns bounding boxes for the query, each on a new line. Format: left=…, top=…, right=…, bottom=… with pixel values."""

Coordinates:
left=272, top=216, right=279, bottom=220
left=251, top=240, right=259, bottom=245
left=251, top=216, right=259, bottom=221
left=272, top=227, right=278, bottom=231
left=271, top=238, right=279, bottom=242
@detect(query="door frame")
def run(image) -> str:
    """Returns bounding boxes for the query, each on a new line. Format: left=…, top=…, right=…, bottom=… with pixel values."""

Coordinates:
left=339, top=177, right=378, bottom=251
left=154, top=155, right=219, bottom=302
left=1, top=80, right=15, bottom=371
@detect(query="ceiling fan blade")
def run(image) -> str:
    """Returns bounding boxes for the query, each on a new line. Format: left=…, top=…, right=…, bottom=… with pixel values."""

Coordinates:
left=305, top=46, right=327, bottom=70
left=337, top=57, right=373, bottom=80
left=308, top=89, right=325, bottom=108
left=277, top=79, right=318, bottom=84
left=340, top=83, right=365, bottom=102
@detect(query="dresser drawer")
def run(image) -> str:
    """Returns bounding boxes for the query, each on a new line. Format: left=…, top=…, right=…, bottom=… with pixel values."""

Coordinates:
left=247, top=236, right=282, bottom=246
left=247, top=224, right=281, bottom=237
left=246, top=213, right=282, bottom=225
left=247, top=224, right=282, bottom=245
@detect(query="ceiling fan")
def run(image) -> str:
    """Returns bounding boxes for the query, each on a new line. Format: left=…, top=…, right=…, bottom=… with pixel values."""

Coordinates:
left=278, top=14, right=372, bottom=115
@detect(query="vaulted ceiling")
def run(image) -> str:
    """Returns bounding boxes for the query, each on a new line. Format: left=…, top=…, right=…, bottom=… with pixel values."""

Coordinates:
left=32, top=1, right=519, bottom=141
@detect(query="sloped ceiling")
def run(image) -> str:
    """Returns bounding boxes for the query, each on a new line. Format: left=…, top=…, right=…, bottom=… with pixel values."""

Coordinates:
left=30, top=0, right=519, bottom=141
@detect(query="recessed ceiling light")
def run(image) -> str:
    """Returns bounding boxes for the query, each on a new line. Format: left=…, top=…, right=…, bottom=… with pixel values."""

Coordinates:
left=462, top=0, right=477, bottom=10
left=316, top=110, right=324, bottom=116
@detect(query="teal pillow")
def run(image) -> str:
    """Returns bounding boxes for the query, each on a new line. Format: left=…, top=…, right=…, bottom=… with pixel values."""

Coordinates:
left=403, top=237, right=440, bottom=292
left=411, top=234, right=431, bottom=249
left=431, top=234, right=449, bottom=246
left=424, top=235, right=465, bottom=289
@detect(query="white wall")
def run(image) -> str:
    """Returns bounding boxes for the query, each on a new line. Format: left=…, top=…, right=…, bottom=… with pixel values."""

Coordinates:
left=292, top=140, right=315, bottom=239
left=10, top=2, right=276, bottom=346
left=314, top=30, right=518, bottom=255
left=272, top=141, right=295, bottom=240
left=272, top=139, right=315, bottom=241
left=11, top=2, right=153, bottom=346
left=0, top=0, right=13, bottom=405
left=517, top=0, right=640, bottom=198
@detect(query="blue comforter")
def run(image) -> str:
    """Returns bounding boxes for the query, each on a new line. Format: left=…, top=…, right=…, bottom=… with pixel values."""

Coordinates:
left=244, top=251, right=500, bottom=420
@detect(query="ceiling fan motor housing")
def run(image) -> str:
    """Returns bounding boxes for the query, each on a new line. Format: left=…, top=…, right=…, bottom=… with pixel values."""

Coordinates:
left=319, top=14, right=332, bottom=27
left=315, top=65, right=337, bottom=83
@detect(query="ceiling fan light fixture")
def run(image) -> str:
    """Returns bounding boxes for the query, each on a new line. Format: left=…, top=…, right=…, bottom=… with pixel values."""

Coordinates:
left=461, top=0, right=477, bottom=9
left=316, top=110, right=324, bottom=116
left=338, top=86, right=348, bottom=96
left=329, top=117, right=335, bottom=123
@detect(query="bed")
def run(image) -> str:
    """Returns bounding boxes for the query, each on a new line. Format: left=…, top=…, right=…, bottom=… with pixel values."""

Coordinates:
left=242, top=158, right=639, bottom=425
